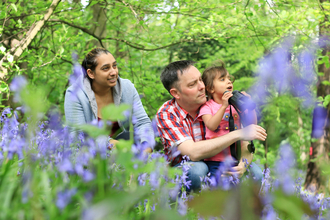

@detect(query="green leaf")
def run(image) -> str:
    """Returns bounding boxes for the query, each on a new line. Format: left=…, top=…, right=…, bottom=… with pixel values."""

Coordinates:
left=188, top=181, right=262, bottom=219
left=7, top=54, right=13, bottom=63
left=0, top=46, right=6, bottom=53
left=77, top=124, right=109, bottom=138
left=321, top=80, right=330, bottom=86
left=273, top=190, right=316, bottom=220
left=0, top=81, right=9, bottom=92
left=323, top=56, right=330, bottom=68
left=87, top=187, right=150, bottom=218
left=11, top=3, right=17, bottom=12
left=323, top=94, right=330, bottom=107
left=101, top=103, right=130, bottom=121
left=188, top=189, right=231, bottom=217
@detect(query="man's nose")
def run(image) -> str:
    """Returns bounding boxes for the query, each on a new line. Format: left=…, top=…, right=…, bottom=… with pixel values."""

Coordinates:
left=199, top=81, right=205, bottom=90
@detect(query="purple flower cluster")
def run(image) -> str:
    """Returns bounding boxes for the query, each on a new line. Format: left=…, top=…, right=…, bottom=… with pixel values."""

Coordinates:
left=56, top=188, right=77, bottom=210
left=249, top=38, right=321, bottom=122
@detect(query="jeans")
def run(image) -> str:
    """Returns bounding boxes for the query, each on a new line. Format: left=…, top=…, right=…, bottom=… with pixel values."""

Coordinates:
left=174, top=161, right=209, bottom=193
left=175, top=161, right=263, bottom=193
left=248, top=162, right=263, bottom=182
left=204, top=161, right=223, bottom=177
left=204, top=161, right=263, bottom=180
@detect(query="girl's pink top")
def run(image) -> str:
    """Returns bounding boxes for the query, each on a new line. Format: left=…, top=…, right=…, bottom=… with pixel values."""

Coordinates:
left=198, top=99, right=241, bottom=162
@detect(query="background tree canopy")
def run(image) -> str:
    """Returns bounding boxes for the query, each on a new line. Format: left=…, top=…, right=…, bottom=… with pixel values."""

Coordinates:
left=0, top=0, right=329, bottom=190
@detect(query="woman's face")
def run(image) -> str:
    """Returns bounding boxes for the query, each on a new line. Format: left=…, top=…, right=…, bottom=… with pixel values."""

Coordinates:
left=87, top=53, right=119, bottom=88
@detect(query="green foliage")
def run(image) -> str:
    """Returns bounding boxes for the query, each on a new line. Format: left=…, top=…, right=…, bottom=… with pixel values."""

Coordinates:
left=254, top=94, right=313, bottom=169
left=0, top=2, right=329, bottom=215
left=273, top=190, right=316, bottom=220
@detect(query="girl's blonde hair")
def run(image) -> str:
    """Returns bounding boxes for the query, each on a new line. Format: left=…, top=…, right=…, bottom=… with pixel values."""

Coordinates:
left=202, top=60, right=235, bottom=100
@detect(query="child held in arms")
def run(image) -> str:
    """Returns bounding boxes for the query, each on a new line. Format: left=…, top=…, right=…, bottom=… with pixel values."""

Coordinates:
left=198, top=61, right=257, bottom=177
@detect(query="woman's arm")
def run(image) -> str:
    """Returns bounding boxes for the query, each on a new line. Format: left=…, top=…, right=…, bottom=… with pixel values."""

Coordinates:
left=64, top=89, right=87, bottom=126
left=128, top=81, right=155, bottom=149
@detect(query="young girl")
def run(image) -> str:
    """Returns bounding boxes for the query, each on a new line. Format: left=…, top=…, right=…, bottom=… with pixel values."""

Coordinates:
left=198, top=63, right=257, bottom=177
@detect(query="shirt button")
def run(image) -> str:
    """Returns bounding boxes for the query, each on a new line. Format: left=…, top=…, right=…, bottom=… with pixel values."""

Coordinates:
left=225, top=127, right=228, bottom=130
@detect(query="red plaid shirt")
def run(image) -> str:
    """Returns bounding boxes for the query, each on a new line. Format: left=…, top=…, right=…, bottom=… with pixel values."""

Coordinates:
left=156, top=99, right=206, bottom=166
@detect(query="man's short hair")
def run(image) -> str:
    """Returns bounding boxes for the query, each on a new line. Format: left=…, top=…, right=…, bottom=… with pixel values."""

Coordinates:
left=160, top=60, right=196, bottom=93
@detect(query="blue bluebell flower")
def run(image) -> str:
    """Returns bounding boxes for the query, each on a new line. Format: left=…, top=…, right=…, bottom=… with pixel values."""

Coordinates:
left=10, top=76, right=27, bottom=102
left=311, top=105, right=328, bottom=139
left=56, top=188, right=77, bottom=210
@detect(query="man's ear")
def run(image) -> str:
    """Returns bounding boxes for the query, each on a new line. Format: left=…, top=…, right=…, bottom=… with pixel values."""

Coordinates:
left=170, top=88, right=180, bottom=99
left=87, top=69, right=95, bottom=79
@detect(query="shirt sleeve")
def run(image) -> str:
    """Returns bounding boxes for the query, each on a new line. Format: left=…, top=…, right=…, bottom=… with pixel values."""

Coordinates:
left=156, top=110, right=192, bottom=149
left=64, top=88, right=87, bottom=126
left=197, top=102, right=212, bottom=121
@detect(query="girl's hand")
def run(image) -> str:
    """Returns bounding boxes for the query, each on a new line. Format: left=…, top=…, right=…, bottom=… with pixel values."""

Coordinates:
left=222, top=91, right=233, bottom=107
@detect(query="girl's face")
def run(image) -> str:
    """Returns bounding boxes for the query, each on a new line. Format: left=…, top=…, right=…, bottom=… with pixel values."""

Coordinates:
left=87, top=53, right=119, bottom=88
left=209, top=72, right=233, bottom=99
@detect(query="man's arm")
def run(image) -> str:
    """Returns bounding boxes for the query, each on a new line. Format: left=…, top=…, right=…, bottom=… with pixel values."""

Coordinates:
left=178, top=124, right=266, bottom=161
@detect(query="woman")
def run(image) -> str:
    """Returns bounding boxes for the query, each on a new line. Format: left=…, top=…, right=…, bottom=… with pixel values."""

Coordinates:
left=64, top=48, right=154, bottom=152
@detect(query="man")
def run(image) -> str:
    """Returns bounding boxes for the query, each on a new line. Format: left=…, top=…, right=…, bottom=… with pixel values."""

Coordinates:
left=156, top=60, right=267, bottom=192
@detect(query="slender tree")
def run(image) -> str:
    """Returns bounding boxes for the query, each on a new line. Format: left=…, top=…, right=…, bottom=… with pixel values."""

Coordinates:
left=304, top=0, right=330, bottom=192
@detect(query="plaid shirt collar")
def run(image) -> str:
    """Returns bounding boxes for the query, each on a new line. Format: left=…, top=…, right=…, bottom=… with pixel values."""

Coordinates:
left=173, top=99, right=189, bottom=120
left=173, top=99, right=201, bottom=121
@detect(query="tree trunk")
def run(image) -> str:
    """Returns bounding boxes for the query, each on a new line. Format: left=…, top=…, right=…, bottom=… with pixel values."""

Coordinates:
left=89, top=2, right=107, bottom=48
left=304, top=0, right=330, bottom=192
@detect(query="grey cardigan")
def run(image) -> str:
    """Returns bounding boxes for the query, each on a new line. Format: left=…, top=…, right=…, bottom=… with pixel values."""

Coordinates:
left=64, top=73, right=154, bottom=146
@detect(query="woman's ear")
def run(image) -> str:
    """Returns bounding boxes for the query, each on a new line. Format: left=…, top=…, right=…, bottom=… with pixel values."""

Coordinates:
left=86, top=69, right=95, bottom=79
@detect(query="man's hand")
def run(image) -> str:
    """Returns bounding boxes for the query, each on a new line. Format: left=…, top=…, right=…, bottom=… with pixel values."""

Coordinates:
left=224, top=162, right=247, bottom=178
left=240, top=91, right=251, bottom=99
left=239, top=124, right=267, bottom=141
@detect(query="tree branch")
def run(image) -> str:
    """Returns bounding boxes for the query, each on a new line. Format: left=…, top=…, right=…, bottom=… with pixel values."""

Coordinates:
left=0, top=0, right=61, bottom=80
left=48, top=18, right=200, bottom=51
left=265, top=0, right=310, bottom=38
left=48, top=19, right=105, bottom=47
left=244, top=0, right=266, bottom=51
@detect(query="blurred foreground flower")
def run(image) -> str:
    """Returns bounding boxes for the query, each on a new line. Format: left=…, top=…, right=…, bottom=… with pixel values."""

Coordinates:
left=311, top=105, right=328, bottom=139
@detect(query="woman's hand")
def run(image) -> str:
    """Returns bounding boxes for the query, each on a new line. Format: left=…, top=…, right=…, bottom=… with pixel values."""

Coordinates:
left=143, top=147, right=153, bottom=154
left=108, top=139, right=119, bottom=150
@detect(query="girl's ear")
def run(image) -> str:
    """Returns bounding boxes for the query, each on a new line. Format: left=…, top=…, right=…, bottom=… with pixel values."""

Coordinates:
left=207, top=86, right=214, bottom=95
left=87, top=69, right=95, bottom=79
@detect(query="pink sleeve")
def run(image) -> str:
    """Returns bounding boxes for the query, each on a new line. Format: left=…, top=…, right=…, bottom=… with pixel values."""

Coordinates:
left=197, top=102, right=212, bottom=121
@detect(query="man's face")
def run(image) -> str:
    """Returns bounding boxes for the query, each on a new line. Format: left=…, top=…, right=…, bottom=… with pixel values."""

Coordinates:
left=171, top=66, right=206, bottom=110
